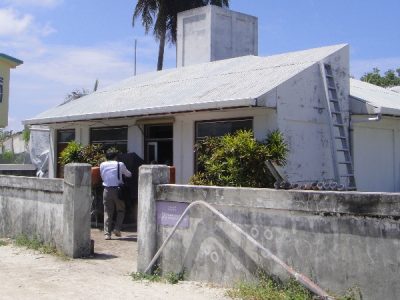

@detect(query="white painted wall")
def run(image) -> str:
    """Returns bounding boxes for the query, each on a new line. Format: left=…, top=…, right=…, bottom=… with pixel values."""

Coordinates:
left=1, top=133, right=26, bottom=154
left=275, top=46, right=350, bottom=184
left=177, top=5, right=257, bottom=67
left=352, top=116, right=400, bottom=192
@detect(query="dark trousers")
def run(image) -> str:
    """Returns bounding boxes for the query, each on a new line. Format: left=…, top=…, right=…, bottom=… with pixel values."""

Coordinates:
left=103, top=187, right=125, bottom=235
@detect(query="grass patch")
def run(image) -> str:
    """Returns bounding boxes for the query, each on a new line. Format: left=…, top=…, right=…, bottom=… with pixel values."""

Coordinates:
left=14, top=234, right=68, bottom=259
left=227, top=276, right=312, bottom=300
left=0, top=240, right=9, bottom=246
left=131, top=267, right=184, bottom=285
left=165, top=270, right=185, bottom=284
left=227, top=273, right=360, bottom=300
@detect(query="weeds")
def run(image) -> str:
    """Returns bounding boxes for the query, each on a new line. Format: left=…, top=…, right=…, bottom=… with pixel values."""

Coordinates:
left=227, top=275, right=312, bottom=300
left=0, top=240, right=8, bottom=246
left=14, top=234, right=68, bottom=259
left=226, top=273, right=359, bottom=300
left=131, top=267, right=184, bottom=285
left=165, top=270, right=185, bottom=284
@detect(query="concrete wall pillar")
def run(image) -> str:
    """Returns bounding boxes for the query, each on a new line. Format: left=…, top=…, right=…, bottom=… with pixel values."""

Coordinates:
left=62, top=163, right=92, bottom=258
left=137, top=165, right=169, bottom=272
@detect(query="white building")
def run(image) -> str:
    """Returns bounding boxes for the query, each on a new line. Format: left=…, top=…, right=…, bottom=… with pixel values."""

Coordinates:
left=24, top=6, right=400, bottom=192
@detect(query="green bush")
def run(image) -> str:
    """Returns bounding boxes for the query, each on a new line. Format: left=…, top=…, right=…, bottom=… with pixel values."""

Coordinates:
left=59, top=141, right=84, bottom=166
left=1, top=150, right=15, bottom=163
left=59, top=141, right=106, bottom=166
left=189, top=130, right=288, bottom=188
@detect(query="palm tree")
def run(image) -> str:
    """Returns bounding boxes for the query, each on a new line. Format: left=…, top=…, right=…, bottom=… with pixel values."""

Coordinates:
left=133, top=0, right=229, bottom=71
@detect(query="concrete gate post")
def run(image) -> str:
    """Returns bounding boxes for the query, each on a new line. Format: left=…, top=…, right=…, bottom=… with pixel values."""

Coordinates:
left=137, top=165, right=170, bottom=272
left=62, top=163, right=92, bottom=258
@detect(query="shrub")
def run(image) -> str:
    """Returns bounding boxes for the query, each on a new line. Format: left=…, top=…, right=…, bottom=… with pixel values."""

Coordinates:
left=1, top=150, right=15, bottom=163
left=80, top=144, right=106, bottom=166
left=59, top=141, right=84, bottom=166
left=59, top=141, right=106, bottom=166
left=190, top=130, right=288, bottom=188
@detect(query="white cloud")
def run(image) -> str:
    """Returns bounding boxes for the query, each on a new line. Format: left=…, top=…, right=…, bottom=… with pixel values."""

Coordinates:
left=1, top=0, right=62, bottom=8
left=0, top=8, right=55, bottom=38
left=0, top=8, right=32, bottom=36
left=20, top=40, right=140, bottom=85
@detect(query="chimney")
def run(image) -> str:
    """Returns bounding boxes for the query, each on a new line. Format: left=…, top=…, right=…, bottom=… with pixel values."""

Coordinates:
left=177, top=5, right=258, bottom=67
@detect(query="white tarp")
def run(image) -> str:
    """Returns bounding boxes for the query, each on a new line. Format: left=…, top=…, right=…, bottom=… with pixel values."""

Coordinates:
left=29, top=126, right=50, bottom=177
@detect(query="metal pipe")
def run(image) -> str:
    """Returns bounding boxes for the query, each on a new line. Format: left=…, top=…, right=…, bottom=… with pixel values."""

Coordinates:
left=350, top=113, right=381, bottom=124
left=144, top=200, right=334, bottom=300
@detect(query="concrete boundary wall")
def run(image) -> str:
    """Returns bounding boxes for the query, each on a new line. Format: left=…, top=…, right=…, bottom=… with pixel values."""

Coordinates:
left=0, top=163, right=92, bottom=257
left=137, top=165, right=400, bottom=300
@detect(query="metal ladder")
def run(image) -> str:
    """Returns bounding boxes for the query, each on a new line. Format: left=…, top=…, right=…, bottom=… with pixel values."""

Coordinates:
left=320, top=63, right=356, bottom=190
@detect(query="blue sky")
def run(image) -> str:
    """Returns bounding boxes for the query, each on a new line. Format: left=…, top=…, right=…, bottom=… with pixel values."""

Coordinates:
left=1, top=0, right=399, bottom=131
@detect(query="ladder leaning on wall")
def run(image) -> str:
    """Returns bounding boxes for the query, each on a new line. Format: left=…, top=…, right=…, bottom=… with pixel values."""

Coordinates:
left=319, top=63, right=356, bottom=190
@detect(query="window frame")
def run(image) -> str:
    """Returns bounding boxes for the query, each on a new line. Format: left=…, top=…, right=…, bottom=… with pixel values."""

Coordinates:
left=56, top=128, right=76, bottom=178
left=89, top=126, right=128, bottom=153
left=194, top=117, right=253, bottom=172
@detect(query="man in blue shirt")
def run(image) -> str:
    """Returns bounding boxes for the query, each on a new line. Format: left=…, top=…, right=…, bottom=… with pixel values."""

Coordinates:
left=100, top=149, right=132, bottom=240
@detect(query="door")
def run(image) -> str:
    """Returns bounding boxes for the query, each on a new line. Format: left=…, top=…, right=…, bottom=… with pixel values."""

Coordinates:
left=144, top=124, right=173, bottom=165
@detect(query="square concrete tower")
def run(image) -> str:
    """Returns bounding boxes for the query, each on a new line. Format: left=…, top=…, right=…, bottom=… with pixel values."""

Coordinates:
left=177, top=5, right=258, bottom=67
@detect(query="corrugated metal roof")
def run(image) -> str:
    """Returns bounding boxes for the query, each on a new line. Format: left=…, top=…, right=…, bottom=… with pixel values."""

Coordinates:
left=350, top=79, right=400, bottom=115
left=25, top=44, right=347, bottom=125
left=389, top=86, right=400, bottom=93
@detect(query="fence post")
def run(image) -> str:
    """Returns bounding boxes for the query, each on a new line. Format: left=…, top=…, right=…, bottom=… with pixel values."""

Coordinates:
left=137, top=165, right=169, bottom=272
left=62, top=163, right=92, bottom=258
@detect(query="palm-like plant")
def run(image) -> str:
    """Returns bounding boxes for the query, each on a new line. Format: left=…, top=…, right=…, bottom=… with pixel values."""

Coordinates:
left=133, top=0, right=229, bottom=71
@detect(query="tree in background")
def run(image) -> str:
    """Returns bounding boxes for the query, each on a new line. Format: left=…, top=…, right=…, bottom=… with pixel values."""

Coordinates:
left=133, top=0, right=229, bottom=71
left=190, top=130, right=289, bottom=188
left=360, top=68, right=400, bottom=87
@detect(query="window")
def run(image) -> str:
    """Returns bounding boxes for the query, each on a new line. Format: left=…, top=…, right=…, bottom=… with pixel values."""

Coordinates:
left=56, top=129, right=75, bottom=178
left=0, top=77, right=3, bottom=103
left=195, top=118, right=253, bottom=141
left=194, top=118, right=253, bottom=171
left=90, top=126, right=128, bottom=153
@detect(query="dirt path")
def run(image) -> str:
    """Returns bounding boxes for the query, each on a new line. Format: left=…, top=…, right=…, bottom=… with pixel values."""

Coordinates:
left=0, top=229, right=229, bottom=300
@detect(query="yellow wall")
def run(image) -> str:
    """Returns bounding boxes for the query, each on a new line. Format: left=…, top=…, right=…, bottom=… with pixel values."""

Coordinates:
left=0, top=62, right=11, bottom=128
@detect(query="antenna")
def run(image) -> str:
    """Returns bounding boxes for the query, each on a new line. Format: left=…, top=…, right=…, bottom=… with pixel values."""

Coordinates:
left=93, top=79, right=99, bottom=92
left=134, top=39, right=137, bottom=76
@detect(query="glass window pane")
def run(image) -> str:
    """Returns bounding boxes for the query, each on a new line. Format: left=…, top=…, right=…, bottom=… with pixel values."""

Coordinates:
left=145, top=125, right=173, bottom=139
left=196, top=119, right=252, bottom=139
left=57, top=129, right=75, bottom=143
left=90, top=126, right=128, bottom=142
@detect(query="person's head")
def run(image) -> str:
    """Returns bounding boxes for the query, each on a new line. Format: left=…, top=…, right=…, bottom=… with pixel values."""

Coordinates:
left=105, top=149, right=118, bottom=160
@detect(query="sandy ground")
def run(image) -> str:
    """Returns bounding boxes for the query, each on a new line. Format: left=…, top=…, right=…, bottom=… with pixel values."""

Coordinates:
left=0, top=229, right=230, bottom=300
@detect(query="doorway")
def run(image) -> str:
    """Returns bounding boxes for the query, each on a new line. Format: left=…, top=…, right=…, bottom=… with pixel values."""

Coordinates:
left=144, top=124, right=173, bottom=165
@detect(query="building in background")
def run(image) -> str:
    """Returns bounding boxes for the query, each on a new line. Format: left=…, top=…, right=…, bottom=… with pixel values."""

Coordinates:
left=23, top=6, right=400, bottom=192
left=0, top=53, right=23, bottom=128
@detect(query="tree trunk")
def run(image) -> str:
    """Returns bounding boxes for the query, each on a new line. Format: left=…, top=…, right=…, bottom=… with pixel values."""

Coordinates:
left=157, top=28, right=166, bottom=71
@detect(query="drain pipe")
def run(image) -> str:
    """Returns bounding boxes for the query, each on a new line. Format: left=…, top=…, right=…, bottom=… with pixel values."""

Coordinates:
left=351, top=113, right=382, bottom=124
left=144, top=200, right=334, bottom=300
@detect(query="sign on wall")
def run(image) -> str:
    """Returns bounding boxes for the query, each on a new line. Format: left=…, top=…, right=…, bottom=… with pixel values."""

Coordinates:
left=156, top=201, right=189, bottom=229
